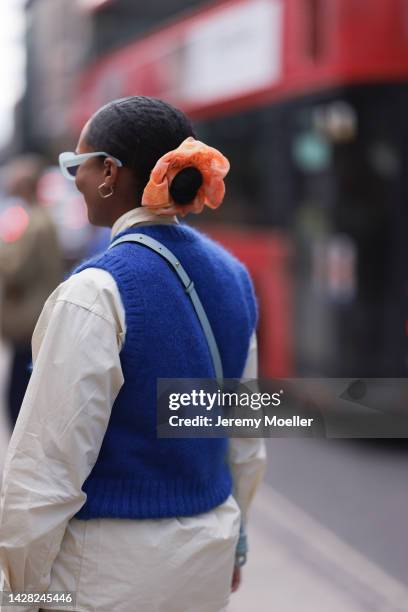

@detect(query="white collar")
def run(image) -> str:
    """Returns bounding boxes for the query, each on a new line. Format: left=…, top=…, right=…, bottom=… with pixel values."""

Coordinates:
left=111, top=207, right=179, bottom=240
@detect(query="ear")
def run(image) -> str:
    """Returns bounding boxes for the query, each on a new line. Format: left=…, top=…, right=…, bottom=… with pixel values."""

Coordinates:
left=103, top=158, right=119, bottom=186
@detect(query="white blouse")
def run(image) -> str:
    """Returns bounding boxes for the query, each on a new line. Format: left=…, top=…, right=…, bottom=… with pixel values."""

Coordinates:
left=0, top=208, right=267, bottom=612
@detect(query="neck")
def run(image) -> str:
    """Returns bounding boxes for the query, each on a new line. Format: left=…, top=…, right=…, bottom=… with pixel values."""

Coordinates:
left=110, top=205, right=179, bottom=240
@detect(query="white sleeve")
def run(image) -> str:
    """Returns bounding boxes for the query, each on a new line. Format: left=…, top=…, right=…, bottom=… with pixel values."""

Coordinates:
left=0, top=272, right=124, bottom=598
left=227, top=331, right=267, bottom=524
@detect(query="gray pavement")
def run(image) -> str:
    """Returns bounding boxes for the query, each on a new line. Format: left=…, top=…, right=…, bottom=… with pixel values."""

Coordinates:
left=264, top=438, right=408, bottom=585
left=229, top=436, right=408, bottom=611
left=228, top=481, right=408, bottom=611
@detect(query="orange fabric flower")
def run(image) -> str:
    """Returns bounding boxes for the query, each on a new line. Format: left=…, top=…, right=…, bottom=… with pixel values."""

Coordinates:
left=141, top=137, right=230, bottom=217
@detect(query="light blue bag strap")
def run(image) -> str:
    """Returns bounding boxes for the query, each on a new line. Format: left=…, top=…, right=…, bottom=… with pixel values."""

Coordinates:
left=108, top=232, right=224, bottom=385
left=108, top=232, right=248, bottom=566
left=235, top=519, right=248, bottom=567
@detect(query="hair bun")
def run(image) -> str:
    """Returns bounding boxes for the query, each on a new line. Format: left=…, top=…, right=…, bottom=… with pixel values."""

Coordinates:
left=169, top=166, right=203, bottom=205
left=142, top=137, right=229, bottom=217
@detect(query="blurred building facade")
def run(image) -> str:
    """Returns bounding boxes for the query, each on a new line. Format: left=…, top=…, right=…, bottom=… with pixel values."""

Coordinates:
left=85, top=0, right=206, bottom=59
left=16, top=0, right=90, bottom=156
left=16, top=0, right=205, bottom=156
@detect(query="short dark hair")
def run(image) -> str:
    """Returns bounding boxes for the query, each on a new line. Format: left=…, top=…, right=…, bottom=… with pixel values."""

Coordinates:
left=86, top=96, right=203, bottom=206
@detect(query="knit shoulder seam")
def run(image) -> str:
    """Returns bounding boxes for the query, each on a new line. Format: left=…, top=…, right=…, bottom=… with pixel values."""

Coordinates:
left=86, top=256, right=147, bottom=366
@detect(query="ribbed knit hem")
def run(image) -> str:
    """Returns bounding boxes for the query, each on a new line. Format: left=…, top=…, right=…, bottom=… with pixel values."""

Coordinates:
left=75, top=470, right=233, bottom=520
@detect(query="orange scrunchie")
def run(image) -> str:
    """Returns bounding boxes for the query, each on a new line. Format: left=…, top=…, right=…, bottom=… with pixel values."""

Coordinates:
left=141, top=137, right=230, bottom=217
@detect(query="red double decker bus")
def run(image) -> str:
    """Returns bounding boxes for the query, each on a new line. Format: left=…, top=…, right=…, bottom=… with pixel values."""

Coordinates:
left=72, top=0, right=408, bottom=377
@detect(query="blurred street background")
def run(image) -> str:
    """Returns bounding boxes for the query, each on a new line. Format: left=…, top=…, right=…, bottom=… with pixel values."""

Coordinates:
left=1, top=0, right=408, bottom=610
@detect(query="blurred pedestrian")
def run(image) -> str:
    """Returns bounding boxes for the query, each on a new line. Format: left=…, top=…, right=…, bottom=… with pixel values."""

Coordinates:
left=0, top=98, right=266, bottom=612
left=0, top=155, right=63, bottom=429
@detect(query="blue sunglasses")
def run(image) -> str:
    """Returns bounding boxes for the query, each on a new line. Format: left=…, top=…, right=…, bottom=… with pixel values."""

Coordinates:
left=59, top=151, right=123, bottom=180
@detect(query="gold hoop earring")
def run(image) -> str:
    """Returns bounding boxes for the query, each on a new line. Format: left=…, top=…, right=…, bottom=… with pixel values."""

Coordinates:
left=98, top=182, right=114, bottom=199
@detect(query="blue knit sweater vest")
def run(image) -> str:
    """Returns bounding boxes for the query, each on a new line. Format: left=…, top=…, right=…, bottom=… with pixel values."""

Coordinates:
left=72, top=222, right=258, bottom=520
